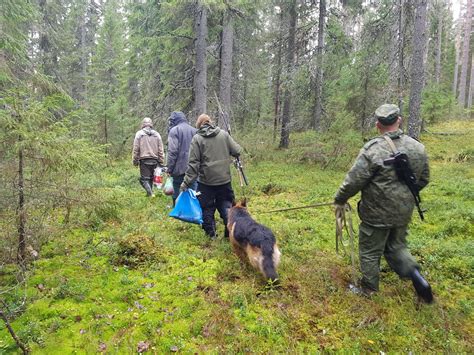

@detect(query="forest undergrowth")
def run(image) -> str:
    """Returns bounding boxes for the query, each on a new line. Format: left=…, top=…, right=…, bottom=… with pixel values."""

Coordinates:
left=1, top=121, right=473, bottom=353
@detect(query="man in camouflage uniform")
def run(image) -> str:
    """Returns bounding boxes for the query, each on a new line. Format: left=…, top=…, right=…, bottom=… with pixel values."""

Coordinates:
left=334, top=104, right=433, bottom=303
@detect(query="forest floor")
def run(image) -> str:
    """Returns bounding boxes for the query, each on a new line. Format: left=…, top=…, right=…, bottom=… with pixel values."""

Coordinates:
left=1, top=121, right=473, bottom=353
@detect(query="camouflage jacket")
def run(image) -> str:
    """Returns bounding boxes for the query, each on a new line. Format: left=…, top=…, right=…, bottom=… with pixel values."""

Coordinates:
left=335, top=130, right=429, bottom=228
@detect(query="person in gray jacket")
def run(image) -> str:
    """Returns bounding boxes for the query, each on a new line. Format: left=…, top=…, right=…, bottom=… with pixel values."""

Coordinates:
left=167, top=111, right=197, bottom=206
left=132, top=117, right=164, bottom=197
left=181, top=114, right=242, bottom=239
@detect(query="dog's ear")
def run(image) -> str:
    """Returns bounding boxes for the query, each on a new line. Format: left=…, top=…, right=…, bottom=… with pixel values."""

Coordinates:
left=232, top=199, right=237, bottom=207
left=240, top=198, right=247, bottom=207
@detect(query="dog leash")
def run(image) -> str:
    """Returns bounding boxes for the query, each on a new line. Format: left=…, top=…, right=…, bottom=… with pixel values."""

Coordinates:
left=258, top=201, right=358, bottom=285
left=335, top=203, right=358, bottom=286
left=259, top=202, right=334, bottom=213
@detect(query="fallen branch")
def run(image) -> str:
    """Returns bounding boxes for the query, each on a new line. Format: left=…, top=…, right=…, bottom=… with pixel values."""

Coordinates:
left=0, top=307, right=30, bottom=354
left=424, top=129, right=465, bottom=136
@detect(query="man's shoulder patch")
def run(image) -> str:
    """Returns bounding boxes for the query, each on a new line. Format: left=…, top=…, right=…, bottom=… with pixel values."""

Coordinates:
left=363, top=137, right=381, bottom=150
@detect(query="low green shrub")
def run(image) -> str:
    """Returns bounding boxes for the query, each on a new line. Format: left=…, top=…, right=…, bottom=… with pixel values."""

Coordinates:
left=53, top=279, right=89, bottom=301
left=85, top=198, right=121, bottom=230
left=113, top=234, right=157, bottom=268
left=448, top=148, right=474, bottom=163
left=421, top=86, right=455, bottom=124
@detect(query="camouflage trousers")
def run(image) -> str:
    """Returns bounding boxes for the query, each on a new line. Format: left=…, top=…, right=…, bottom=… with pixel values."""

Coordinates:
left=358, top=222, right=420, bottom=291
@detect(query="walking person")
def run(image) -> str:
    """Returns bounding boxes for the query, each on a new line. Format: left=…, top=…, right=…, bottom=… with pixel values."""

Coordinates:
left=181, top=114, right=243, bottom=239
left=167, top=111, right=197, bottom=206
left=132, top=117, right=165, bottom=197
left=334, top=104, right=433, bottom=303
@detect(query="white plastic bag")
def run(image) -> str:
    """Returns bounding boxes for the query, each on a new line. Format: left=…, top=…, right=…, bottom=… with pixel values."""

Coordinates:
left=153, top=167, right=163, bottom=190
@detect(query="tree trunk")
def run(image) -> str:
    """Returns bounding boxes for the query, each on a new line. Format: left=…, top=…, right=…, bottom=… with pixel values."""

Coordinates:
left=38, top=0, right=62, bottom=81
left=80, top=10, right=88, bottom=103
left=453, top=24, right=462, bottom=96
left=468, top=53, right=474, bottom=108
left=218, top=10, right=233, bottom=132
left=408, top=0, right=428, bottom=139
left=38, top=0, right=53, bottom=77
left=361, top=75, right=369, bottom=131
left=240, top=78, right=247, bottom=130
left=312, top=0, right=326, bottom=131
left=422, top=0, right=431, bottom=86
left=279, top=0, right=297, bottom=149
left=273, top=10, right=284, bottom=142
left=256, top=96, right=261, bottom=127
left=434, top=4, right=443, bottom=84
left=104, top=114, right=108, bottom=155
left=103, top=84, right=109, bottom=155
left=17, top=147, right=26, bottom=266
left=458, top=0, right=473, bottom=108
left=194, top=2, right=208, bottom=116
left=397, top=0, right=405, bottom=113
left=0, top=308, right=29, bottom=354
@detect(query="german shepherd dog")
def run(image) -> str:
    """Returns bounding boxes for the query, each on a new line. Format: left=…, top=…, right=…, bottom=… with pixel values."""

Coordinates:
left=227, top=200, right=281, bottom=283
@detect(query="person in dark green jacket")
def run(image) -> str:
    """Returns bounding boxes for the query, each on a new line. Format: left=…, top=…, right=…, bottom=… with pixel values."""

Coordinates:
left=181, top=114, right=243, bottom=239
left=334, top=104, right=433, bottom=303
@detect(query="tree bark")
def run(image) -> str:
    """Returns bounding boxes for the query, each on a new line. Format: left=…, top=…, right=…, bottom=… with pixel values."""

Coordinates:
left=240, top=78, right=247, bottom=130
left=104, top=85, right=109, bottom=155
left=194, top=2, right=208, bottom=116
left=468, top=53, right=474, bottom=108
left=218, top=10, right=233, bottom=132
left=361, top=75, right=369, bottom=131
left=397, top=0, right=405, bottom=113
left=38, top=0, right=64, bottom=82
left=453, top=24, right=462, bottom=96
left=0, top=308, right=29, bottom=354
left=279, top=0, right=297, bottom=149
left=422, top=0, right=431, bottom=86
left=434, top=3, right=443, bottom=84
left=80, top=9, right=88, bottom=103
left=17, top=147, right=26, bottom=266
left=273, top=10, right=284, bottom=142
left=408, top=0, right=428, bottom=139
left=458, top=0, right=473, bottom=107
left=312, top=0, right=326, bottom=131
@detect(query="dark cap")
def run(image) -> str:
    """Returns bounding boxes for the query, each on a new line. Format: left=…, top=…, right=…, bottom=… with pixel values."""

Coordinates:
left=375, top=104, right=400, bottom=125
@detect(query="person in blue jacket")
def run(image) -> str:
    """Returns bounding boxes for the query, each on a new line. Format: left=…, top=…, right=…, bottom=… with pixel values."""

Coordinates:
left=167, top=111, right=197, bottom=206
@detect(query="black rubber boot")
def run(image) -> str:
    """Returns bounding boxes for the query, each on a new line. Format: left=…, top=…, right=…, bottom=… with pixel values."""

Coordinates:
left=147, top=178, right=155, bottom=197
left=140, top=179, right=153, bottom=197
left=411, top=269, right=434, bottom=304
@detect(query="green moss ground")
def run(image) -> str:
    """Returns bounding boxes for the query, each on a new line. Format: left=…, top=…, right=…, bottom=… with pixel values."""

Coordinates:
left=1, top=121, right=473, bottom=353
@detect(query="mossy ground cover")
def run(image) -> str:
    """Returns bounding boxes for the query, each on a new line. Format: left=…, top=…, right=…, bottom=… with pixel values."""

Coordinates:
left=1, top=121, right=473, bottom=353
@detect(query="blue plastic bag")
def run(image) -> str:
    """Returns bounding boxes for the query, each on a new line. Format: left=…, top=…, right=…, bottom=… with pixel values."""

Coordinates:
left=169, top=189, right=203, bottom=225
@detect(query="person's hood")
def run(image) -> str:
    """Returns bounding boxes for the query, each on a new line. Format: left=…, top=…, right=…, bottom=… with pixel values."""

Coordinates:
left=168, top=111, right=187, bottom=131
left=142, top=126, right=156, bottom=136
left=197, top=123, right=220, bottom=138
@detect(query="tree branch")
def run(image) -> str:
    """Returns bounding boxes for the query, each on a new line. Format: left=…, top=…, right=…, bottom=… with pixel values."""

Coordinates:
left=0, top=308, right=29, bottom=354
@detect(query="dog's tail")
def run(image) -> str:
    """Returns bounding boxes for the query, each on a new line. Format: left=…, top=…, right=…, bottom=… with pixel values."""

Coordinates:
left=261, top=240, right=279, bottom=283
